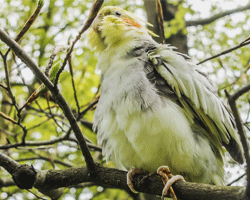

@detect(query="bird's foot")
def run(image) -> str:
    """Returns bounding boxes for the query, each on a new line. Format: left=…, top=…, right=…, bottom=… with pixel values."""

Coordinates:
left=157, top=166, right=185, bottom=200
left=127, top=168, right=146, bottom=193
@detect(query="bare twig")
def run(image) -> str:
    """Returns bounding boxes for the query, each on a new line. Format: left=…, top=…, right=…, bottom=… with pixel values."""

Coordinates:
left=80, top=119, right=93, bottom=131
left=0, top=49, right=18, bottom=111
left=227, top=173, right=246, bottom=186
left=1, top=35, right=28, bottom=145
left=15, top=0, right=44, bottom=42
left=46, top=99, right=66, bottom=133
left=79, top=97, right=99, bottom=119
left=0, top=83, right=7, bottom=90
left=186, top=4, right=250, bottom=27
left=68, top=56, right=80, bottom=114
left=0, top=134, right=67, bottom=149
left=0, top=111, right=18, bottom=124
left=5, top=0, right=44, bottom=56
left=17, top=156, right=73, bottom=168
left=26, top=117, right=50, bottom=131
left=54, top=0, right=104, bottom=88
left=155, top=0, right=166, bottom=44
left=241, top=36, right=250, bottom=45
left=197, top=39, right=250, bottom=65
left=225, top=88, right=250, bottom=196
left=221, top=63, right=250, bottom=91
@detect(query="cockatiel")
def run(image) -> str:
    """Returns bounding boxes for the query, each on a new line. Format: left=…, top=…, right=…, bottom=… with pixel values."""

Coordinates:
left=89, top=6, right=244, bottom=199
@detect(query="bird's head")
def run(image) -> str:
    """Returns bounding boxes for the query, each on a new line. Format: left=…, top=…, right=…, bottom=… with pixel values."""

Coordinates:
left=92, top=6, right=143, bottom=33
left=89, top=6, right=157, bottom=52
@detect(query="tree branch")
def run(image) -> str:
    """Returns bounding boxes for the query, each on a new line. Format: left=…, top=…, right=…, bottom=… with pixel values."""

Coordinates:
left=186, top=4, right=250, bottom=27
left=231, top=82, right=250, bottom=101
left=0, top=179, right=16, bottom=188
left=17, top=156, right=73, bottom=168
left=0, top=153, right=248, bottom=200
left=0, top=152, right=20, bottom=174
left=197, top=38, right=250, bottom=65
left=5, top=0, right=44, bottom=56
left=53, top=0, right=104, bottom=87
left=227, top=173, right=246, bottom=186
left=68, top=56, right=81, bottom=114
left=0, top=28, right=96, bottom=171
left=225, top=85, right=250, bottom=196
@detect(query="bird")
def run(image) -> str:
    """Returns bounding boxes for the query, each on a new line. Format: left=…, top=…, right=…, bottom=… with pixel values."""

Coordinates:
left=88, top=6, right=244, bottom=199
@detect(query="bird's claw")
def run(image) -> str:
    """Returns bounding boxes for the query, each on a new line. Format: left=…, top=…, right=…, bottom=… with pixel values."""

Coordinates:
left=127, top=169, right=143, bottom=193
left=157, top=166, right=185, bottom=200
left=127, top=167, right=185, bottom=200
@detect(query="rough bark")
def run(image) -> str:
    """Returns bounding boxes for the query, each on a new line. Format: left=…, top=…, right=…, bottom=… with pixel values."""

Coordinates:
left=0, top=153, right=248, bottom=200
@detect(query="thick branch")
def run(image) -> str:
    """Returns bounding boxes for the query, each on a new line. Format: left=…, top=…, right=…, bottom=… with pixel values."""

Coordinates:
left=186, top=4, right=250, bottom=27
left=0, top=179, right=16, bottom=188
left=0, top=28, right=95, bottom=171
left=0, top=153, right=36, bottom=189
left=0, top=153, right=248, bottom=200
left=0, top=152, right=20, bottom=174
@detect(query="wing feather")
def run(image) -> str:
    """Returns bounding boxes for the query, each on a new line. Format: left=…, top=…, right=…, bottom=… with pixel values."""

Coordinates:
left=148, top=45, right=243, bottom=163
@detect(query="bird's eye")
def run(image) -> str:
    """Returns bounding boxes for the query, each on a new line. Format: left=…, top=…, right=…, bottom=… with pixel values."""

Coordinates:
left=115, top=11, right=121, bottom=16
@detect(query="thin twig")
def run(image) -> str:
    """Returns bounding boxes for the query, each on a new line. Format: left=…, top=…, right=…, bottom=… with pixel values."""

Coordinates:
left=0, top=111, right=18, bottom=124
left=17, top=156, right=73, bottom=168
left=1, top=34, right=28, bottom=145
left=225, top=89, right=250, bottom=196
left=5, top=0, right=44, bottom=56
left=0, top=83, right=7, bottom=90
left=0, top=134, right=68, bottom=149
left=45, top=98, right=67, bottom=133
left=54, top=0, right=104, bottom=88
left=227, top=173, right=246, bottom=186
left=1, top=49, right=18, bottom=111
left=1, top=54, right=28, bottom=143
left=16, top=63, right=27, bottom=86
left=221, top=63, right=250, bottom=91
left=197, top=39, right=250, bottom=65
left=79, top=98, right=99, bottom=119
left=68, top=56, right=80, bottom=115
left=186, top=4, right=250, bottom=27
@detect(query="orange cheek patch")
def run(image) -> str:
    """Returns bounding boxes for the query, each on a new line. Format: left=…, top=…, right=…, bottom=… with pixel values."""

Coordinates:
left=122, top=17, right=141, bottom=28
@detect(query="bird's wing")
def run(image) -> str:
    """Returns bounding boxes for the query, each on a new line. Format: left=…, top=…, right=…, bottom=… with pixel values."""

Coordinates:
left=147, top=44, right=243, bottom=164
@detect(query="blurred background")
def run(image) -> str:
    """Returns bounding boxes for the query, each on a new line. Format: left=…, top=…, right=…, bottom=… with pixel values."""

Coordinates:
left=0, top=0, right=250, bottom=199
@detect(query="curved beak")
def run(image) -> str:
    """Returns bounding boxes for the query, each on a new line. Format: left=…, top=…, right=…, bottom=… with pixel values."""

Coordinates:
left=92, top=13, right=103, bottom=33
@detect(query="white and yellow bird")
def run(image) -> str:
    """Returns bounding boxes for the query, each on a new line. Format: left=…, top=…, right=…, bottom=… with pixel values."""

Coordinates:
left=89, top=6, right=244, bottom=199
